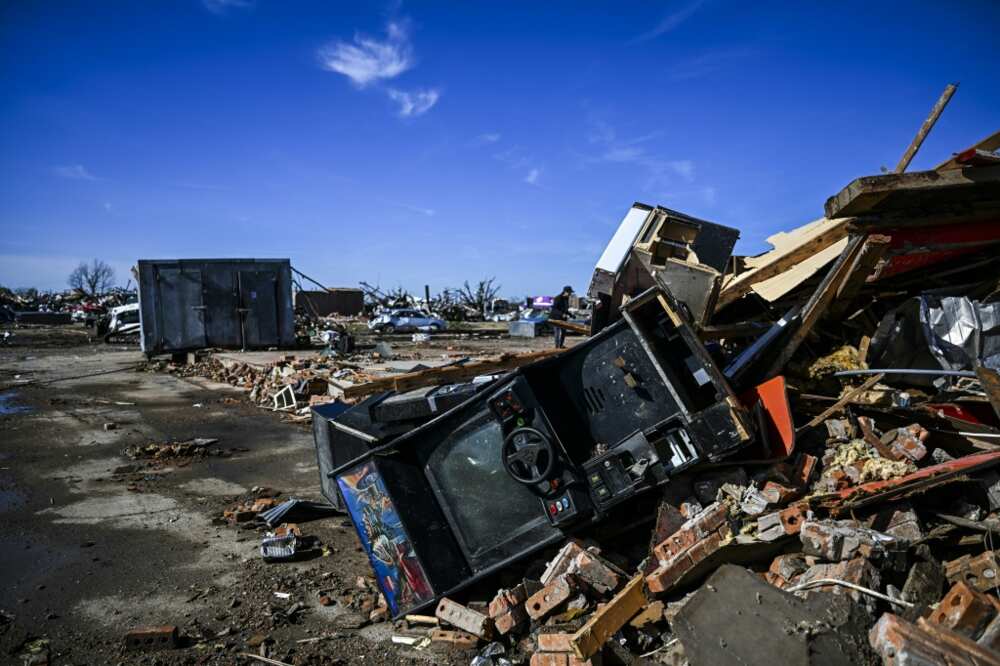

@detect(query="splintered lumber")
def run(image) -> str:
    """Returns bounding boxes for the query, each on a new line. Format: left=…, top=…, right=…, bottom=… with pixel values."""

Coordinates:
left=824, top=164, right=1000, bottom=220
left=827, top=234, right=892, bottom=318
left=764, top=234, right=867, bottom=378
left=895, top=83, right=958, bottom=174
left=343, top=349, right=563, bottom=399
left=569, top=575, right=645, bottom=660
left=935, top=129, right=1000, bottom=172
left=548, top=319, right=590, bottom=335
left=717, top=218, right=850, bottom=308
left=976, top=365, right=1000, bottom=423
left=798, top=372, right=885, bottom=432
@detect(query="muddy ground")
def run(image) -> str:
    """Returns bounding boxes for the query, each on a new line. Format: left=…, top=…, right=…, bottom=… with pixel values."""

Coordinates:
left=0, top=325, right=562, bottom=665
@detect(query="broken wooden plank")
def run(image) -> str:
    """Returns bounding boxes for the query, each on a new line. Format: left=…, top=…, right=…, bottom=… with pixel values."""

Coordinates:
left=828, top=234, right=892, bottom=318
left=569, top=575, right=645, bottom=660
left=895, top=83, right=958, bottom=174
left=976, top=365, right=1000, bottom=423
left=343, top=349, right=563, bottom=399
left=764, top=234, right=867, bottom=378
left=935, top=129, right=1000, bottom=172
left=717, top=219, right=850, bottom=308
left=548, top=319, right=590, bottom=335
left=824, top=164, right=1000, bottom=219
left=798, top=373, right=884, bottom=432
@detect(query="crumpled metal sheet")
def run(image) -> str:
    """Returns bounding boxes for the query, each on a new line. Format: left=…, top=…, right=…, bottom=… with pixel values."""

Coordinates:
left=922, top=296, right=1000, bottom=371
left=869, top=295, right=1000, bottom=385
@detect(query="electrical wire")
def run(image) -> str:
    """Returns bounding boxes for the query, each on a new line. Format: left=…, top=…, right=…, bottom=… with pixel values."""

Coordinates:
left=785, top=578, right=914, bottom=608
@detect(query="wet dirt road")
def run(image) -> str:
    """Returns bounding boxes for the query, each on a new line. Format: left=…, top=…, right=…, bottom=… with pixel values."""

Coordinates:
left=0, top=328, right=461, bottom=665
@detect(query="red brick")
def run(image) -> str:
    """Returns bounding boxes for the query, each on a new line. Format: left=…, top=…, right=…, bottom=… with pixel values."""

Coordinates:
left=537, top=633, right=574, bottom=652
left=652, top=502, right=728, bottom=562
left=574, top=550, right=622, bottom=594
left=526, top=575, right=579, bottom=620
left=430, top=629, right=479, bottom=649
left=646, top=530, right=725, bottom=595
left=927, top=581, right=997, bottom=639
left=945, top=552, right=1000, bottom=593
left=489, top=584, right=527, bottom=617
left=435, top=597, right=494, bottom=640
left=779, top=505, right=806, bottom=535
left=124, top=626, right=179, bottom=650
left=530, top=653, right=569, bottom=666
left=791, top=454, right=818, bottom=487
left=760, top=481, right=799, bottom=506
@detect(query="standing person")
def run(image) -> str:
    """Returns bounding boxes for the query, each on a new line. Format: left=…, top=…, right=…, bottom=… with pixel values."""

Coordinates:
left=550, top=285, right=573, bottom=349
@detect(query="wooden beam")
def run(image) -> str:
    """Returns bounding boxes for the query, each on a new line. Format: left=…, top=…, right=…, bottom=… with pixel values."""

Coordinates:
left=764, top=235, right=867, bottom=378
left=342, top=349, right=563, bottom=399
left=827, top=234, right=892, bottom=318
left=824, top=164, right=1000, bottom=219
left=717, top=220, right=850, bottom=308
left=548, top=319, right=590, bottom=335
left=935, top=129, right=1000, bottom=172
left=975, top=364, right=1000, bottom=424
left=895, top=83, right=958, bottom=174
left=797, top=372, right=885, bottom=432
left=569, top=575, right=645, bottom=660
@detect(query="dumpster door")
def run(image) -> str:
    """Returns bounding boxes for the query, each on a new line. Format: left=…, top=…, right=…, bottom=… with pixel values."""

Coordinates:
left=238, top=270, right=279, bottom=348
left=155, top=268, right=207, bottom=351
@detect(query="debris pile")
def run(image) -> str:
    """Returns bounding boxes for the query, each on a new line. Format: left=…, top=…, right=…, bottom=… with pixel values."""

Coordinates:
left=143, top=354, right=380, bottom=420
left=299, top=128, right=1000, bottom=665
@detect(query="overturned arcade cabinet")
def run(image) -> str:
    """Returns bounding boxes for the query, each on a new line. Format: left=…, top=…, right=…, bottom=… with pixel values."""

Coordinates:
left=314, top=285, right=754, bottom=617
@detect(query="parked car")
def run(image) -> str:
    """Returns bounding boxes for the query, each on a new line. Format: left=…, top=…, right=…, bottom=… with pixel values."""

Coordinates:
left=368, top=309, right=447, bottom=334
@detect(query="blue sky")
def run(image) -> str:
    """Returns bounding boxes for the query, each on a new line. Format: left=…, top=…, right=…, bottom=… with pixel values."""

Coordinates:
left=1, top=1, right=998, bottom=297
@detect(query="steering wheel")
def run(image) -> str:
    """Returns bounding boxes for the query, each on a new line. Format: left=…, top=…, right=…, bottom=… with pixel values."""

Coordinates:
left=502, top=427, right=556, bottom=484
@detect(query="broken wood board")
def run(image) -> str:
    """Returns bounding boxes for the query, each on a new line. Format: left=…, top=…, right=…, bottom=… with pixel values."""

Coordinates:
left=827, top=234, right=892, bottom=318
left=569, top=575, right=645, bottom=660
left=798, top=373, right=885, bottom=432
left=764, top=234, right=867, bottom=377
left=548, top=319, right=590, bottom=335
left=718, top=218, right=849, bottom=308
left=975, top=365, right=1000, bottom=423
left=935, top=129, right=1000, bottom=172
left=342, top=349, right=564, bottom=399
left=824, top=164, right=1000, bottom=220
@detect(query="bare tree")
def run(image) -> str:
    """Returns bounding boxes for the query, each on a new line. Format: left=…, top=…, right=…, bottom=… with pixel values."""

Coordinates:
left=68, top=259, right=115, bottom=298
left=458, top=277, right=501, bottom=316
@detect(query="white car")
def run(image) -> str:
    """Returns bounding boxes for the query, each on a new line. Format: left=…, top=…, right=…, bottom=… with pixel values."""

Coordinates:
left=368, top=309, right=447, bottom=334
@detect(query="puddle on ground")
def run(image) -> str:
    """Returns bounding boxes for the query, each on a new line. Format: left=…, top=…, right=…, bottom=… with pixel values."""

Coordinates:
left=0, top=488, right=27, bottom=512
left=0, top=391, right=32, bottom=415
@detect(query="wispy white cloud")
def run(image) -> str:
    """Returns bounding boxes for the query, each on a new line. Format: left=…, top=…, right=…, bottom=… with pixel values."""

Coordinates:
left=318, top=21, right=413, bottom=88
left=473, top=132, right=502, bottom=146
left=387, top=87, right=440, bottom=117
left=318, top=19, right=442, bottom=118
left=53, top=165, right=99, bottom=181
left=584, top=119, right=696, bottom=189
left=492, top=146, right=544, bottom=185
left=392, top=202, right=436, bottom=217
left=630, top=0, right=705, bottom=43
left=668, top=160, right=695, bottom=182
left=203, top=0, right=253, bottom=15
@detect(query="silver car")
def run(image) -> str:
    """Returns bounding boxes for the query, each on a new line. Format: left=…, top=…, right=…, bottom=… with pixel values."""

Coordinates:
left=368, top=309, right=447, bottom=334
